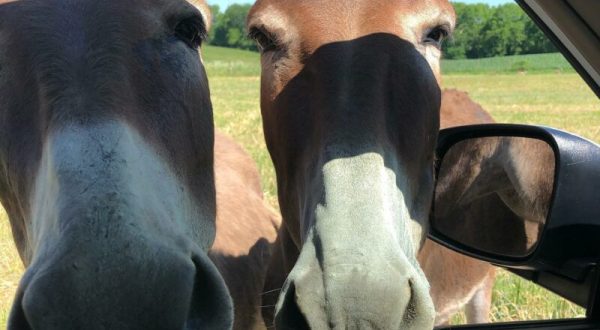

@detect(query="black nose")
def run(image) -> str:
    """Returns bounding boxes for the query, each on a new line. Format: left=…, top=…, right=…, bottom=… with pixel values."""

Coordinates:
left=8, top=246, right=232, bottom=330
left=274, top=281, right=310, bottom=330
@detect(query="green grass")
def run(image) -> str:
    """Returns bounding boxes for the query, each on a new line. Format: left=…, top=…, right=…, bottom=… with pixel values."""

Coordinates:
left=491, top=270, right=585, bottom=321
left=450, top=269, right=586, bottom=324
left=201, top=46, right=576, bottom=76
left=1, top=47, right=598, bottom=328
left=442, top=53, right=575, bottom=75
left=203, top=45, right=261, bottom=77
left=209, top=76, right=278, bottom=207
left=442, top=74, right=600, bottom=142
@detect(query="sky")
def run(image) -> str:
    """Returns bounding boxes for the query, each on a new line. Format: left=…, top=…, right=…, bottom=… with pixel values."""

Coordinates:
left=207, top=0, right=513, bottom=10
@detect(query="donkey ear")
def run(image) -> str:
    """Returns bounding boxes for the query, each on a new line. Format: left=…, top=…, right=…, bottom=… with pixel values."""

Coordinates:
left=188, top=0, right=213, bottom=32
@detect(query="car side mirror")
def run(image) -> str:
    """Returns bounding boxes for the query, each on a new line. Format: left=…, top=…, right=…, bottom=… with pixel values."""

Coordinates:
left=429, top=124, right=600, bottom=307
left=433, top=134, right=554, bottom=259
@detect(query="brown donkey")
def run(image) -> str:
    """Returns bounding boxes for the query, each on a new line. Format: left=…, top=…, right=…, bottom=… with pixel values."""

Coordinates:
left=211, top=132, right=281, bottom=330
left=248, top=0, right=455, bottom=328
left=0, top=0, right=245, bottom=328
left=246, top=1, right=506, bottom=328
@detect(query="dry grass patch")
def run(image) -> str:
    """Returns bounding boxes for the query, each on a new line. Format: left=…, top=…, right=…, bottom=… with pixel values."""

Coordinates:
left=0, top=207, right=23, bottom=327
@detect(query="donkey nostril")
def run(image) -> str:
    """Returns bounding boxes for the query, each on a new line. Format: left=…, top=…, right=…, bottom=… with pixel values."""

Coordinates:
left=186, top=254, right=233, bottom=329
left=403, top=278, right=418, bottom=323
left=275, top=282, right=310, bottom=330
left=7, top=290, right=32, bottom=330
left=401, top=276, right=436, bottom=328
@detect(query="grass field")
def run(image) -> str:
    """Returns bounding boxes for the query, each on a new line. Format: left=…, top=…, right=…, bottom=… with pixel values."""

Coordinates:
left=442, top=53, right=575, bottom=74
left=0, top=45, right=598, bottom=327
left=203, top=45, right=261, bottom=77
left=201, top=46, right=576, bottom=77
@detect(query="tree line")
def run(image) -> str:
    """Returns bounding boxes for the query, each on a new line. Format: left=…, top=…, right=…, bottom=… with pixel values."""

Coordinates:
left=444, top=2, right=555, bottom=58
left=208, top=4, right=257, bottom=51
left=208, top=2, right=556, bottom=59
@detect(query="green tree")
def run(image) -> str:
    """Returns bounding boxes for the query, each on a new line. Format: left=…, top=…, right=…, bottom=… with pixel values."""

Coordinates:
left=208, top=4, right=221, bottom=41
left=209, top=4, right=256, bottom=51
left=521, top=19, right=556, bottom=54
left=444, top=3, right=493, bottom=59
left=475, top=4, right=527, bottom=57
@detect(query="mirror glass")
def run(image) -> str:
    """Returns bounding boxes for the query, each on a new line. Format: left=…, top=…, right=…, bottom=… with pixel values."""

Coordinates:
left=433, top=136, right=555, bottom=258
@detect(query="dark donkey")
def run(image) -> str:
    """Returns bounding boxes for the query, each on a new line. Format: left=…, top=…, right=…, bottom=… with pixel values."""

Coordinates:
left=247, top=0, right=457, bottom=328
left=0, top=0, right=233, bottom=328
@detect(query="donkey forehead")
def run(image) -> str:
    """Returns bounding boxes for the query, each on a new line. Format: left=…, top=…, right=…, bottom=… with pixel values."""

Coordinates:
left=0, top=0, right=214, bottom=174
left=248, top=0, right=455, bottom=47
left=0, top=0, right=210, bottom=95
left=0, top=0, right=210, bottom=35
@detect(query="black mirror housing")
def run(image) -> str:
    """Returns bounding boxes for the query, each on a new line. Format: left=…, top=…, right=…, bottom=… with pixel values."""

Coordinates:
left=430, top=124, right=600, bottom=306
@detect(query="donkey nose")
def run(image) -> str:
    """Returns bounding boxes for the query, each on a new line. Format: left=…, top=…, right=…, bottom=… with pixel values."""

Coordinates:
left=278, top=272, right=422, bottom=330
left=8, top=242, right=232, bottom=330
left=275, top=242, right=436, bottom=330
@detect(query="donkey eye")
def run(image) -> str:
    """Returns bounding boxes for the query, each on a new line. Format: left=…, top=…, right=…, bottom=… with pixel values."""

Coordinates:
left=175, top=15, right=207, bottom=49
left=423, top=26, right=449, bottom=48
left=248, top=27, right=278, bottom=53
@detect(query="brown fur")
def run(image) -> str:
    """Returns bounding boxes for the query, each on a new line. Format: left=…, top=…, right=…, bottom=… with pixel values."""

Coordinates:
left=248, top=1, right=464, bottom=328
left=440, top=89, right=495, bottom=128
left=418, top=88, right=497, bottom=325
left=250, top=88, right=501, bottom=326
left=210, top=132, right=281, bottom=330
left=219, top=2, right=532, bottom=328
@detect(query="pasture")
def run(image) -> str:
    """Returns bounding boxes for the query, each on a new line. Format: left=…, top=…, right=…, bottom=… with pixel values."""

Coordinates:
left=1, top=46, right=598, bottom=327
